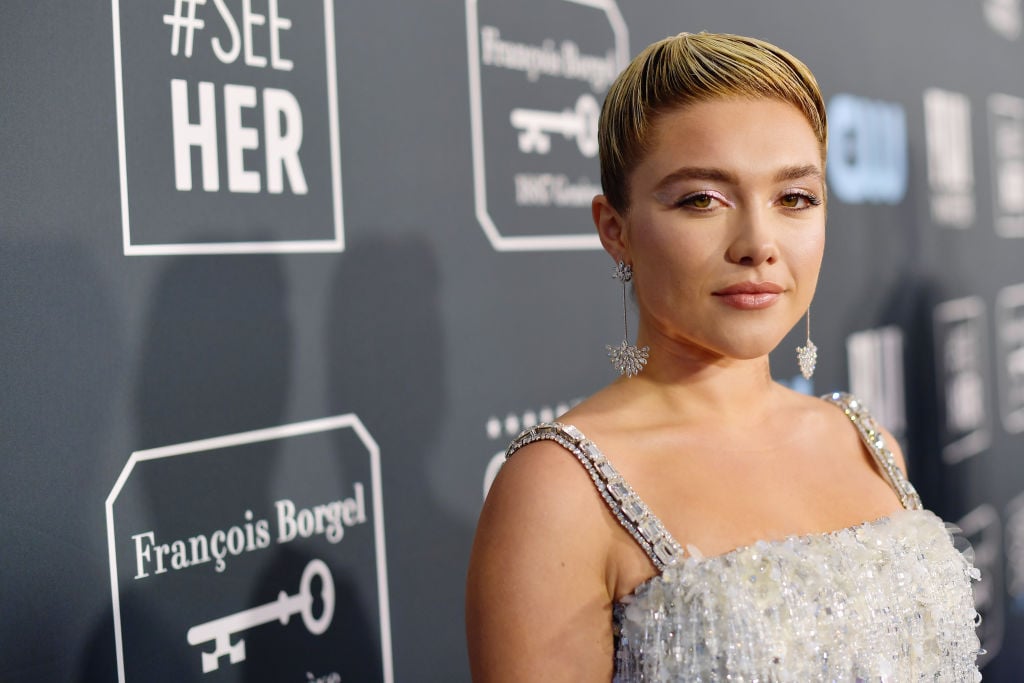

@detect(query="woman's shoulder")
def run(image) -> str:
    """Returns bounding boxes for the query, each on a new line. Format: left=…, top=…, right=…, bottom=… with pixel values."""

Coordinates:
left=499, top=433, right=595, bottom=496
left=486, top=428, right=615, bottom=546
left=491, top=381, right=644, bottom=521
left=467, top=422, right=619, bottom=681
left=785, top=387, right=908, bottom=474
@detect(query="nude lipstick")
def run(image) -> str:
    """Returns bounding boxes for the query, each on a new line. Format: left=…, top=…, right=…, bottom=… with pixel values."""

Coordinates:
left=712, top=282, right=784, bottom=309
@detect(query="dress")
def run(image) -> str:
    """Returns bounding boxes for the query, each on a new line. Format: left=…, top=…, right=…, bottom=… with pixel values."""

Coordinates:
left=505, top=393, right=982, bottom=682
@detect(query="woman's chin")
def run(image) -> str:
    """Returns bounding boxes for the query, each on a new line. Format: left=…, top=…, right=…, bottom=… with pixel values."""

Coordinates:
left=651, top=336, right=782, bottom=367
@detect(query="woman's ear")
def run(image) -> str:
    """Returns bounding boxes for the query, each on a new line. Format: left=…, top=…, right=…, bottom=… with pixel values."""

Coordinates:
left=592, top=194, right=629, bottom=261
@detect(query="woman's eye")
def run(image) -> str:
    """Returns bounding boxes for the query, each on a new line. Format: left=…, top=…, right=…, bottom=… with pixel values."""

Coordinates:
left=690, top=194, right=712, bottom=208
left=780, top=194, right=802, bottom=208
left=678, top=192, right=717, bottom=209
left=780, top=192, right=820, bottom=209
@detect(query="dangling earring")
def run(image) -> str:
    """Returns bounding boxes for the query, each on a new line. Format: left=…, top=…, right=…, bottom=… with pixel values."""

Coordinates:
left=606, top=261, right=649, bottom=377
left=796, top=307, right=818, bottom=380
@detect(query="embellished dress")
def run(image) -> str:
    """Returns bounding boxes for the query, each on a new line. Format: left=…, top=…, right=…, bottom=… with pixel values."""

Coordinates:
left=505, top=393, right=982, bottom=682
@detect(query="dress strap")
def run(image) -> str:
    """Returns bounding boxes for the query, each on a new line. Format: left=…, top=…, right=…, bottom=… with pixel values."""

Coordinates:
left=821, top=392, right=923, bottom=510
left=505, top=423, right=684, bottom=570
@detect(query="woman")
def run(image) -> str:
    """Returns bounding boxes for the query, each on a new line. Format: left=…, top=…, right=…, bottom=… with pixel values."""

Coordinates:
left=466, top=32, right=981, bottom=681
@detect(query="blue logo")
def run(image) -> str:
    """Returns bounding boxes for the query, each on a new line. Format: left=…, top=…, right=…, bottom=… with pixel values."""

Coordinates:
left=827, top=94, right=908, bottom=204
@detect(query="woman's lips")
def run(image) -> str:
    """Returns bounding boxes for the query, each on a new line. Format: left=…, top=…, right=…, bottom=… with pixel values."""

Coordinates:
left=713, top=282, right=784, bottom=309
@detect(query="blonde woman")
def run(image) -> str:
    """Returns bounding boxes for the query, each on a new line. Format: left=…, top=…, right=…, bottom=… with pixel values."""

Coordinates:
left=466, top=33, right=981, bottom=681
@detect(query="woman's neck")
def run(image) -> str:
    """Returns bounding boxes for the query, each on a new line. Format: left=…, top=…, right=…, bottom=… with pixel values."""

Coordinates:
left=608, top=335, right=785, bottom=428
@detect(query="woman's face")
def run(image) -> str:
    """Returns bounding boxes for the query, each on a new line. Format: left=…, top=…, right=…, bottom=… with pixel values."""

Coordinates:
left=608, top=97, right=826, bottom=363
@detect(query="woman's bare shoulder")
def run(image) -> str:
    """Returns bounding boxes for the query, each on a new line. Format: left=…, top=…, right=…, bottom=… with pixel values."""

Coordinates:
left=466, top=438, right=616, bottom=681
left=474, top=392, right=636, bottom=578
left=795, top=388, right=909, bottom=474
left=553, top=383, right=645, bottom=442
left=494, top=437, right=602, bottom=507
left=481, top=435, right=613, bottom=554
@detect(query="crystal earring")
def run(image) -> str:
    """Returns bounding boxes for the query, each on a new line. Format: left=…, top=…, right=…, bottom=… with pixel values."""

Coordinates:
left=796, top=308, right=818, bottom=380
left=606, top=261, right=649, bottom=377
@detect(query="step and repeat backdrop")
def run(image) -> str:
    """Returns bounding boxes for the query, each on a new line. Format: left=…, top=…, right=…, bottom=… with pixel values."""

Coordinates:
left=2, top=0, right=1023, bottom=681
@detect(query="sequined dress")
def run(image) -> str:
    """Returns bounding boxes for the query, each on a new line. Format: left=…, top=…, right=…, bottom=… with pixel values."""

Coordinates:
left=505, top=393, right=982, bottom=682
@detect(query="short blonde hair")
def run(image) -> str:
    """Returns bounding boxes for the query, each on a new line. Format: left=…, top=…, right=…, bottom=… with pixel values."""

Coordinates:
left=599, top=32, right=827, bottom=212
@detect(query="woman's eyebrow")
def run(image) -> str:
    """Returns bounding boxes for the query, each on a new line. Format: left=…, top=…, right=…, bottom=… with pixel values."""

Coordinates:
left=773, top=164, right=823, bottom=183
left=654, top=167, right=739, bottom=191
left=654, top=164, right=822, bottom=192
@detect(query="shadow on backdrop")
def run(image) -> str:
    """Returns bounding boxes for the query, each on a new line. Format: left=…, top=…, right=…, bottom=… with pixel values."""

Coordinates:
left=326, top=235, right=472, bottom=681
left=80, top=253, right=291, bottom=683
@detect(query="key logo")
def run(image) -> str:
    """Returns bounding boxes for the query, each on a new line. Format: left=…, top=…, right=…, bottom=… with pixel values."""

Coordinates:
left=466, top=0, right=628, bottom=251
left=826, top=94, right=908, bottom=205
left=996, top=283, right=1024, bottom=433
left=924, top=88, right=975, bottom=228
left=106, top=415, right=393, bottom=682
left=934, top=297, right=992, bottom=463
left=112, top=0, right=344, bottom=254
left=186, top=559, right=335, bottom=672
left=989, top=94, right=1024, bottom=237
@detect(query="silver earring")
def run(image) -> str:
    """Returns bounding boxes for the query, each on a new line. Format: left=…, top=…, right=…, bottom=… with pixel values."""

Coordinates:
left=796, top=308, right=818, bottom=380
left=606, top=261, right=649, bottom=377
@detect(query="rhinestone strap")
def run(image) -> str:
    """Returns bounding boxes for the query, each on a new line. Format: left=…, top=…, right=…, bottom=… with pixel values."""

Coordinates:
left=822, top=392, right=924, bottom=511
left=505, top=423, right=684, bottom=570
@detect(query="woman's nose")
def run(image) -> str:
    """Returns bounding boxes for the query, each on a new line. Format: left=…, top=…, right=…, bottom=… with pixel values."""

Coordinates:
left=725, top=208, right=780, bottom=266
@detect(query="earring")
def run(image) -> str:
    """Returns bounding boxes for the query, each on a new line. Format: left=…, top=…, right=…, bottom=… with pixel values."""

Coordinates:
left=606, top=261, right=649, bottom=377
left=796, top=308, right=818, bottom=380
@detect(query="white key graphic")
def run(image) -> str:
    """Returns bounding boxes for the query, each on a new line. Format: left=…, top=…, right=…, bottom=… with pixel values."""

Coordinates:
left=510, top=93, right=599, bottom=158
left=186, top=559, right=336, bottom=673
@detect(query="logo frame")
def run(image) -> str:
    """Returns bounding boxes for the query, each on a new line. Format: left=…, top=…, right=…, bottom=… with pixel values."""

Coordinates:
left=111, top=0, right=345, bottom=255
left=465, top=0, right=628, bottom=252
left=934, top=296, right=992, bottom=463
left=105, top=414, right=392, bottom=683
left=997, top=283, right=1024, bottom=433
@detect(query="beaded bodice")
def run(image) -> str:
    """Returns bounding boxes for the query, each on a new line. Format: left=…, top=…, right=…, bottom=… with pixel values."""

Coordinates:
left=505, top=393, right=982, bottom=681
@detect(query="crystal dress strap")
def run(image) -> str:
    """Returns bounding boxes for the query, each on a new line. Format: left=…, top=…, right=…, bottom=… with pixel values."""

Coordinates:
left=822, top=392, right=923, bottom=510
left=505, top=423, right=685, bottom=570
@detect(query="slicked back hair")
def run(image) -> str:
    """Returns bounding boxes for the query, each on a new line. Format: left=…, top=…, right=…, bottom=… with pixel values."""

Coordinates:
left=599, top=32, right=827, bottom=213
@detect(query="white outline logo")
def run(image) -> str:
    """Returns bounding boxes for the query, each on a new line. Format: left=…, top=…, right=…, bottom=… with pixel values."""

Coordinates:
left=106, top=414, right=392, bottom=683
left=111, top=0, right=345, bottom=255
left=984, top=0, right=1023, bottom=40
left=466, top=0, right=628, bottom=251
left=989, top=93, right=1024, bottom=238
left=923, top=88, right=974, bottom=228
left=846, top=326, right=906, bottom=437
left=996, top=283, right=1024, bottom=433
left=934, top=296, right=992, bottom=463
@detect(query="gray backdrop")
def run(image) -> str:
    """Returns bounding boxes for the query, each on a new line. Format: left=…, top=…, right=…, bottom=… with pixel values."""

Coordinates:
left=2, top=0, right=1023, bottom=680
